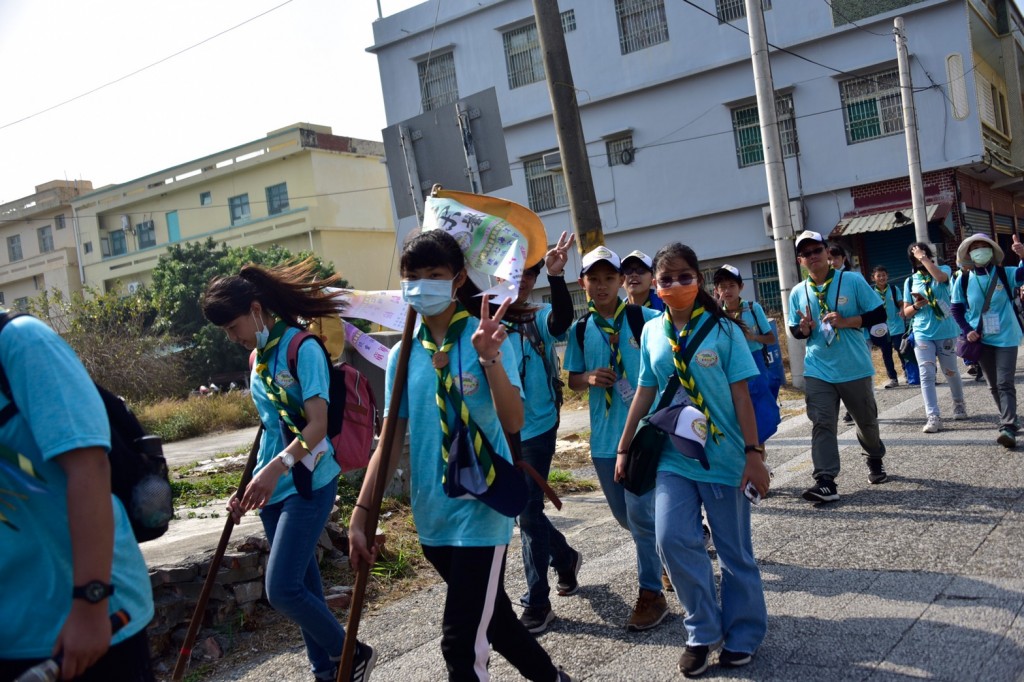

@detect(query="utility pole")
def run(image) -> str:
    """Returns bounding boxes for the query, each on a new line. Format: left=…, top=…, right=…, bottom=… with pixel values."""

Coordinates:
left=533, top=0, right=604, bottom=254
left=744, top=0, right=806, bottom=388
left=894, top=16, right=929, bottom=244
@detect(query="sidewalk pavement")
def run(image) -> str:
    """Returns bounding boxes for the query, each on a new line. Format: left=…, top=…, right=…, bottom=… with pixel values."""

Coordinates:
left=162, top=374, right=1024, bottom=681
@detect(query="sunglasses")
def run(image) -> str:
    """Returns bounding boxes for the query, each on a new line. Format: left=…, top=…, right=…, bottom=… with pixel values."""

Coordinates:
left=656, top=273, right=698, bottom=288
left=622, top=266, right=651, bottom=276
left=798, top=245, right=826, bottom=258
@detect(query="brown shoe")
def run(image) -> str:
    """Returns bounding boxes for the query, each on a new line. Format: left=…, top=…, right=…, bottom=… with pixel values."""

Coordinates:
left=661, top=567, right=674, bottom=592
left=626, top=588, right=668, bottom=631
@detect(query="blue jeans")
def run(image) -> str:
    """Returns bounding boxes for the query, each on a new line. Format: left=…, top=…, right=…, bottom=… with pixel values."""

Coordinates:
left=655, top=472, right=767, bottom=654
left=518, top=426, right=576, bottom=608
left=592, top=457, right=662, bottom=593
left=913, top=337, right=965, bottom=418
left=261, top=477, right=345, bottom=678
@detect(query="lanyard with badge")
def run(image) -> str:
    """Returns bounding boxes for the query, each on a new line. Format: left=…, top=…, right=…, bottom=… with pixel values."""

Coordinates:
left=805, top=269, right=843, bottom=346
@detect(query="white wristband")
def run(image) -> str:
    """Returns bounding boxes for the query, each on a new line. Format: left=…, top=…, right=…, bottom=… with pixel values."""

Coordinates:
left=478, top=350, right=502, bottom=367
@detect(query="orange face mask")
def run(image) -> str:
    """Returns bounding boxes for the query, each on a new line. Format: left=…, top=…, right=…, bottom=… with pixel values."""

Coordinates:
left=657, top=283, right=699, bottom=310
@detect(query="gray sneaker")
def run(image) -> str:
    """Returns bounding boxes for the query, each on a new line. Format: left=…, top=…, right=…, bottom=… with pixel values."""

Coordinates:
left=883, top=378, right=899, bottom=389
left=952, top=402, right=968, bottom=420
left=922, top=416, right=941, bottom=433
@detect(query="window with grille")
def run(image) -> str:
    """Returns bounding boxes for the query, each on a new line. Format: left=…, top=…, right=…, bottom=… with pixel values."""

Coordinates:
left=418, top=51, right=459, bottom=112
left=7, top=235, right=22, bottom=262
left=615, top=0, right=669, bottom=55
left=524, top=156, right=569, bottom=213
left=55, top=214, right=66, bottom=230
left=976, top=71, right=1011, bottom=137
left=109, top=229, right=127, bottom=256
left=136, top=220, right=156, bottom=249
left=752, top=258, right=782, bottom=312
left=37, top=225, right=54, bottom=254
left=561, top=9, right=576, bottom=32
left=266, top=183, right=290, bottom=215
left=83, top=241, right=93, bottom=254
left=607, top=134, right=635, bottom=167
left=839, top=68, right=904, bottom=144
left=732, top=94, right=798, bottom=167
left=715, top=0, right=771, bottom=23
left=229, top=194, right=251, bottom=226
left=200, top=191, right=212, bottom=206
left=503, top=23, right=545, bottom=89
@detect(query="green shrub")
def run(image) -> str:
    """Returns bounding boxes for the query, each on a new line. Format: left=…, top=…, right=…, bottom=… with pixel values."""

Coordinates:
left=137, top=392, right=259, bottom=443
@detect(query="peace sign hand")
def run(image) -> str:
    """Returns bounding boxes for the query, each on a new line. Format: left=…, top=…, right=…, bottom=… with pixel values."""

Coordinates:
left=1013, top=234, right=1024, bottom=259
left=472, top=295, right=513, bottom=362
left=797, top=304, right=816, bottom=335
left=544, top=231, right=576, bottom=277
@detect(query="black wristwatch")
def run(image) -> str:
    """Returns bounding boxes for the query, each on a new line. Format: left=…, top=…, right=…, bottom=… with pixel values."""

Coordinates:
left=72, top=580, right=114, bottom=604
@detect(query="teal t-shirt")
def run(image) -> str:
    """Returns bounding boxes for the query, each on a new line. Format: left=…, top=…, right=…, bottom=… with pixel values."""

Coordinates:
left=0, top=314, right=154, bottom=658
left=637, top=312, right=758, bottom=487
left=564, top=305, right=660, bottom=458
left=903, top=266, right=959, bottom=341
left=249, top=327, right=341, bottom=505
left=728, top=300, right=772, bottom=353
left=508, top=305, right=566, bottom=441
left=871, top=283, right=906, bottom=336
left=951, top=266, right=1024, bottom=348
left=787, top=270, right=879, bottom=383
left=385, top=320, right=521, bottom=547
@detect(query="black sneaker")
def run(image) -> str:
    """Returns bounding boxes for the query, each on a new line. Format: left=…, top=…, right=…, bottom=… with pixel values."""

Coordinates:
left=678, top=645, right=711, bottom=677
left=718, top=649, right=753, bottom=667
left=867, top=458, right=888, bottom=484
left=802, top=477, right=839, bottom=503
left=520, top=604, right=555, bottom=634
left=350, top=642, right=377, bottom=682
left=842, top=411, right=854, bottom=424
left=997, top=427, right=1017, bottom=448
left=556, top=668, right=573, bottom=681
left=555, top=548, right=582, bottom=596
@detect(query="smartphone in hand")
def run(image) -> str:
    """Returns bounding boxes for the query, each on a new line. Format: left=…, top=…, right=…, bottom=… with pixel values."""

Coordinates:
left=743, top=481, right=762, bottom=506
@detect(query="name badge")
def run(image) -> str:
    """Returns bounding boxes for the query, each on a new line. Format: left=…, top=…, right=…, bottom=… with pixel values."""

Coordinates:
left=820, top=321, right=837, bottom=346
left=614, top=377, right=636, bottom=404
left=983, top=312, right=1001, bottom=335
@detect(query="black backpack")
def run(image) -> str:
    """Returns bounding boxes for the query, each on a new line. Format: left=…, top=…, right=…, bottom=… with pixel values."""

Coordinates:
left=0, top=311, right=173, bottom=542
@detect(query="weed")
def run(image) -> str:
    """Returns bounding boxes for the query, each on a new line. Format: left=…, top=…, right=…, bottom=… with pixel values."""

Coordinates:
left=371, top=548, right=413, bottom=582
left=136, top=393, right=259, bottom=443
left=547, top=468, right=598, bottom=494
left=171, top=472, right=239, bottom=507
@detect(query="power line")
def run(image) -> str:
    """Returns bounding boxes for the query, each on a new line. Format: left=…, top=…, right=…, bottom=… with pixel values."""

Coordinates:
left=821, top=0, right=891, bottom=37
left=0, top=0, right=295, bottom=132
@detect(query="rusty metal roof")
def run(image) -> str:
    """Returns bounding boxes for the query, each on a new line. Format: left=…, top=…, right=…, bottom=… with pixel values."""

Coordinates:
left=831, top=202, right=951, bottom=237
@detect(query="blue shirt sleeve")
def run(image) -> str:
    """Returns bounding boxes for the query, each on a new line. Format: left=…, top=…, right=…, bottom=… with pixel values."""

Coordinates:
left=563, top=319, right=585, bottom=373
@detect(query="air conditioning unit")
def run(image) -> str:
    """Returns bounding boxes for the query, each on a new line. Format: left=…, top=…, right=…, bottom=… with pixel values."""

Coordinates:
left=542, top=151, right=562, bottom=172
left=761, top=200, right=804, bottom=239
left=127, top=281, right=142, bottom=295
left=120, top=214, right=131, bottom=231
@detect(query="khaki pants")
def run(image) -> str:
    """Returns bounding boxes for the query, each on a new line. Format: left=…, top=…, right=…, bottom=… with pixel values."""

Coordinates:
left=804, top=376, right=885, bottom=481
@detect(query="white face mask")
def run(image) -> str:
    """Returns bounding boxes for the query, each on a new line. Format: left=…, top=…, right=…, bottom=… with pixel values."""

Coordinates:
left=252, top=311, right=270, bottom=349
left=970, top=247, right=994, bottom=267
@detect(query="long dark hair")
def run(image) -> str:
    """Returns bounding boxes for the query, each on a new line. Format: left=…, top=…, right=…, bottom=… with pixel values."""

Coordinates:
left=907, top=241, right=933, bottom=272
left=652, top=242, right=742, bottom=331
left=202, top=258, right=346, bottom=327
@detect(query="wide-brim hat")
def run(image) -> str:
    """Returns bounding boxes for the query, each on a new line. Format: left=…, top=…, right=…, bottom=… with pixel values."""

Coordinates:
left=648, top=403, right=710, bottom=470
left=956, top=234, right=1004, bottom=267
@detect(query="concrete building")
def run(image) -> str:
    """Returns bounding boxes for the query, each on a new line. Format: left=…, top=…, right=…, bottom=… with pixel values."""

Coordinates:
left=370, top=0, right=1024, bottom=310
left=71, top=124, right=398, bottom=295
left=0, top=180, right=93, bottom=310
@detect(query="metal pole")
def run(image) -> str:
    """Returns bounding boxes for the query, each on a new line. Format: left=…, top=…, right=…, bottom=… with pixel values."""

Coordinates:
left=399, top=125, right=425, bottom=224
left=895, top=16, right=929, bottom=244
left=456, top=101, right=482, bottom=194
left=744, top=0, right=806, bottom=389
left=533, top=0, right=603, bottom=254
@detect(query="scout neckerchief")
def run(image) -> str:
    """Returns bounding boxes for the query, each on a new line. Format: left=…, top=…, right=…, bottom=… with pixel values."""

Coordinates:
left=917, top=270, right=945, bottom=319
left=588, top=297, right=627, bottom=412
left=805, top=268, right=842, bottom=340
left=662, top=307, right=724, bottom=444
left=642, top=293, right=655, bottom=309
left=724, top=298, right=746, bottom=322
left=255, top=320, right=313, bottom=456
left=417, top=305, right=496, bottom=488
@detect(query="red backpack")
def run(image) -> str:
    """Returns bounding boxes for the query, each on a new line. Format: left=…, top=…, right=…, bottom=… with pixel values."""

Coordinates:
left=250, top=331, right=379, bottom=472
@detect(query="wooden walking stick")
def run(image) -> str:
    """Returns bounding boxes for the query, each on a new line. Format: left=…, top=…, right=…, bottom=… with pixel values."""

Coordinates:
left=337, top=309, right=416, bottom=682
left=172, top=424, right=264, bottom=681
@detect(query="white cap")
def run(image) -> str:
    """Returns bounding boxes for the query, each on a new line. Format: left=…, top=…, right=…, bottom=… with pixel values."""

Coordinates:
left=580, top=246, right=621, bottom=275
left=794, top=230, right=825, bottom=252
left=621, top=250, right=653, bottom=270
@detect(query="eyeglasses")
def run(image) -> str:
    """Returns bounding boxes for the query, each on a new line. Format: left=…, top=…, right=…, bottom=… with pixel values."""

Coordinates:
left=798, top=245, right=826, bottom=258
left=656, top=273, right=697, bottom=288
left=622, top=267, right=651, bottom=276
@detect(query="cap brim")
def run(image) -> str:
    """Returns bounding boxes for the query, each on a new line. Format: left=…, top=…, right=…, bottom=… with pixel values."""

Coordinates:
left=581, top=259, right=620, bottom=275
left=649, top=404, right=710, bottom=470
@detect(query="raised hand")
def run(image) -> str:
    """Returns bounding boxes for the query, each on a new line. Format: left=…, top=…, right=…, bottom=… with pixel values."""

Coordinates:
left=472, top=295, right=513, bottom=361
left=1013, top=233, right=1024, bottom=259
left=544, top=231, right=576, bottom=276
left=797, top=304, right=816, bottom=336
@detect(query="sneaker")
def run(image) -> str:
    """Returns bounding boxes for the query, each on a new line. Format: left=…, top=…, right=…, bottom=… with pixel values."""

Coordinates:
left=556, top=669, right=573, bottom=682
left=952, top=402, right=968, bottom=420
left=718, top=649, right=753, bottom=668
left=555, top=548, right=582, bottom=597
left=520, top=605, right=555, bottom=634
left=350, top=642, right=377, bottom=682
left=678, top=645, right=711, bottom=677
left=703, top=524, right=716, bottom=559
left=967, top=364, right=980, bottom=377
left=802, top=477, right=839, bottom=503
left=922, top=416, right=941, bottom=433
left=661, top=567, right=674, bottom=593
left=626, top=589, right=669, bottom=631
left=997, top=427, right=1017, bottom=448
left=866, top=458, right=888, bottom=484
left=883, top=378, right=899, bottom=389
left=842, top=411, right=854, bottom=424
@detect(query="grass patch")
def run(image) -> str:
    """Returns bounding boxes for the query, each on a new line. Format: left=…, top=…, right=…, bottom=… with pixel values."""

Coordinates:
left=171, top=471, right=240, bottom=508
left=548, top=468, right=598, bottom=494
left=136, top=392, right=259, bottom=443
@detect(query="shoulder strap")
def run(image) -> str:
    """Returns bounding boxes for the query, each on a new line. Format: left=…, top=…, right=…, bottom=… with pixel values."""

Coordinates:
left=996, top=267, right=1024, bottom=333
left=574, top=312, right=592, bottom=354
left=654, top=374, right=681, bottom=412
left=889, top=284, right=899, bottom=307
left=960, top=270, right=970, bottom=299
left=749, top=301, right=766, bottom=335
left=624, top=304, right=645, bottom=344
left=520, top=318, right=555, bottom=380
left=285, top=330, right=317, bottom=379
left=681, top=316, right=717, bottom=367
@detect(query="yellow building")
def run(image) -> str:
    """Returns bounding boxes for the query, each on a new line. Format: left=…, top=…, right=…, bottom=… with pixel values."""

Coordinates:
left=72, top=123, right=398, bottom=294
left=0, top=180, right=94, bottom=310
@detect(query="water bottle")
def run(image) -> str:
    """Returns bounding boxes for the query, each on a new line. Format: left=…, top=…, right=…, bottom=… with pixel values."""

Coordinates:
left=13, top=659, right=59, bottom=682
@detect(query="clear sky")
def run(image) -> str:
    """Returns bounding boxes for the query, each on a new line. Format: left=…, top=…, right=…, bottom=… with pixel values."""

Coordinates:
left=0, top=0, right=421, bottom=204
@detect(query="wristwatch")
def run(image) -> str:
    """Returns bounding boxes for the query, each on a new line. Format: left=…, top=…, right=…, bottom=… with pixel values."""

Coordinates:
left=744, top=444, right=765, bottom=455
left=278, top=452, right=296, bottom=469
left=72, top=580, right=114, bottom=604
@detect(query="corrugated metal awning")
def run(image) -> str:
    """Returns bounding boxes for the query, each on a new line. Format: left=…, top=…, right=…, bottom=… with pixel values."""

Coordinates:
left=831, top=202, right=951, bottom=237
